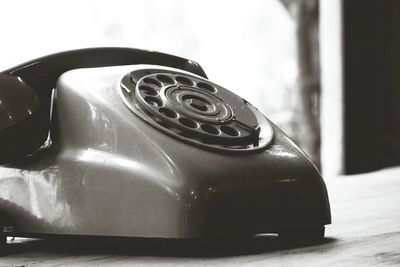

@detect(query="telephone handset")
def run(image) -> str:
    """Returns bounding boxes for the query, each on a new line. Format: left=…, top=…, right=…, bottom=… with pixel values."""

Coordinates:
left=0, top=48, right=207, bottom=163
left=0, top=48, right=330, bottom=242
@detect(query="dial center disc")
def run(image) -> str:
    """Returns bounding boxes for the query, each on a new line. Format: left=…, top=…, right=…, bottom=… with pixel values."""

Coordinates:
left=163, top=85, right=232, bottom=124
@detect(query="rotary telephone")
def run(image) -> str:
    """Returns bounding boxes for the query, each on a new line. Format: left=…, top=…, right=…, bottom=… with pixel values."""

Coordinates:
left=0, top=48, right=330, bottom=243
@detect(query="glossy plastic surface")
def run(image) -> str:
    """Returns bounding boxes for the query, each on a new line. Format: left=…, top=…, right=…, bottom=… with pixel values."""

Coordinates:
left=0, top=48, right=207, bottom=164
left=0, top=64, right=331, bottom=238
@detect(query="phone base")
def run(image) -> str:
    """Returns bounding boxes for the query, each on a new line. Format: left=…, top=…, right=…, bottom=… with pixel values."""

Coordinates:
left=0, top=64, right=330, bottom=240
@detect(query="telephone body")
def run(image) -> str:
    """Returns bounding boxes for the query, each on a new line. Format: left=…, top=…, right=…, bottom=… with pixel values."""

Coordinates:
left=0, top=48, right=330, bottom=241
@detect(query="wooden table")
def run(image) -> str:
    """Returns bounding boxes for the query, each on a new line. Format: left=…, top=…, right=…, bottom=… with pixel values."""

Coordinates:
left=2, top=167, right=400, bottom=266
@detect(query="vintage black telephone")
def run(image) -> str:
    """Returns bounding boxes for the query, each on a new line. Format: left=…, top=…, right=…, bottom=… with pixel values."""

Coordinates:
left=0, top=48, right=330, bottom=243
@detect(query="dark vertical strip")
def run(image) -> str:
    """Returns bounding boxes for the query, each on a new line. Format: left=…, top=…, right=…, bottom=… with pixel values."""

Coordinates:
left=344, top=0, right=400, bottom=173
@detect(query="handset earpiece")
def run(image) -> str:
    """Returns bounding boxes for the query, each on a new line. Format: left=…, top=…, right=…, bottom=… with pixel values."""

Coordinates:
left=0, top=74, right=48, bottom=163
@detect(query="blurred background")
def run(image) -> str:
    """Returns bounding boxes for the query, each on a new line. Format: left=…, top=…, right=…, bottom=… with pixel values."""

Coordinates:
left=1, top=0, right=399, bottom=177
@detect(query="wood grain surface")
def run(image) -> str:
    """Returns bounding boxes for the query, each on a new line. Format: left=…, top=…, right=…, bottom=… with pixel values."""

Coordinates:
left=1, top=167, right=399, bottom=266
